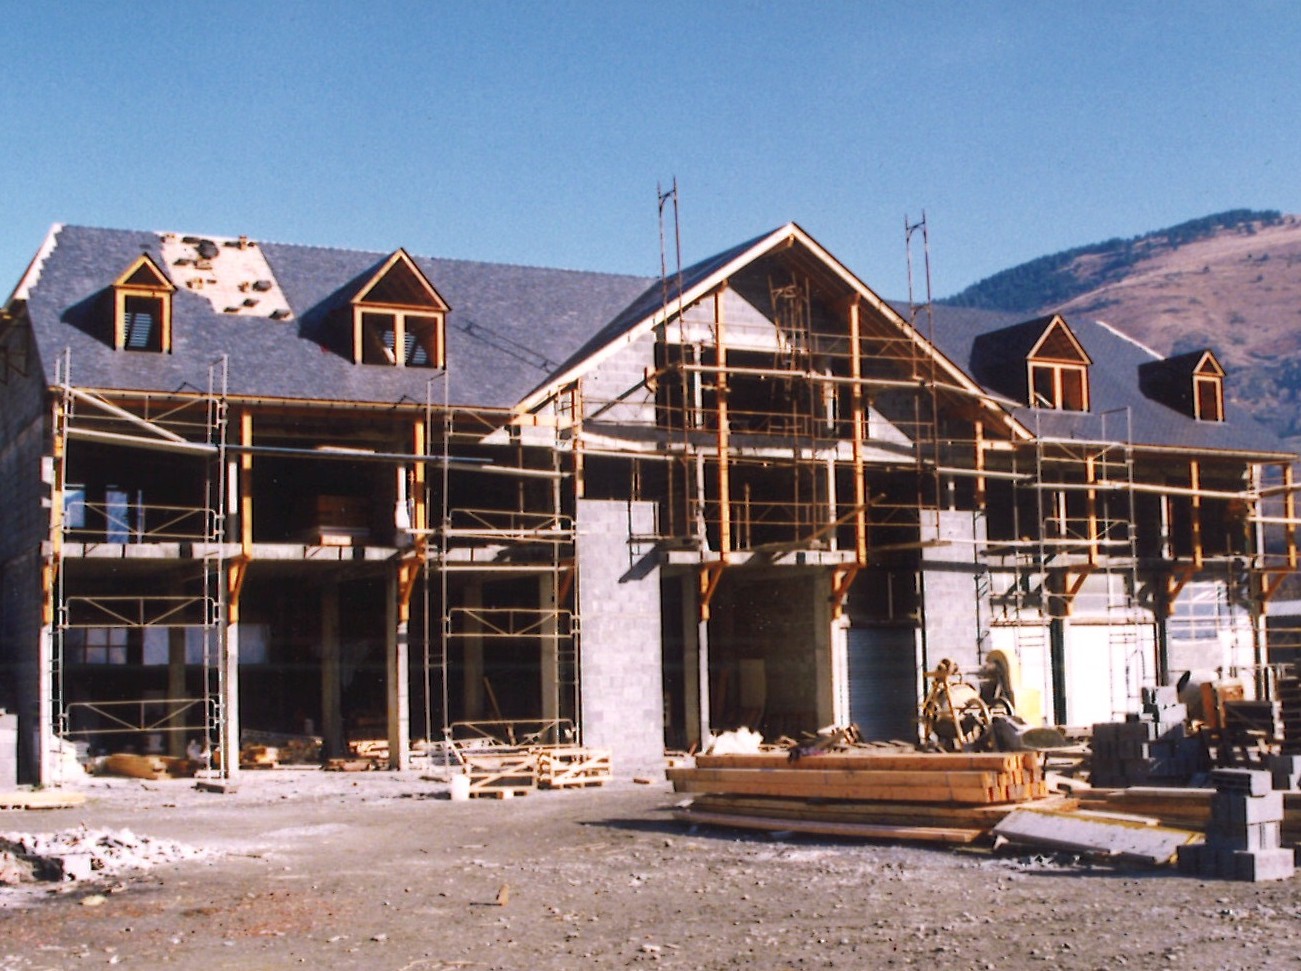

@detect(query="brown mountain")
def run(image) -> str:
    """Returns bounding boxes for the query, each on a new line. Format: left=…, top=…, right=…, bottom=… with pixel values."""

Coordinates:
left=945, top=210, right=1301, bottom=449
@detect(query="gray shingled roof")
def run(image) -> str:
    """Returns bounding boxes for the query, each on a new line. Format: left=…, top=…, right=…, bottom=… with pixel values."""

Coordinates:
left=15, top=224, right=1290, bottom=458
left=922, top=302, right=1288, bottom=456
left=21, top=225, right=654, bottom=410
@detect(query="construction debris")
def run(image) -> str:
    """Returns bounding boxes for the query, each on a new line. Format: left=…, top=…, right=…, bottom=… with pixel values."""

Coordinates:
left=0, top=826, right=205, bottom=885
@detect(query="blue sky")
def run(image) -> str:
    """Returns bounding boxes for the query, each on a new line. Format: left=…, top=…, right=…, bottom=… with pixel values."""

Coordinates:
left=3, top=2, right=1300, bottom=301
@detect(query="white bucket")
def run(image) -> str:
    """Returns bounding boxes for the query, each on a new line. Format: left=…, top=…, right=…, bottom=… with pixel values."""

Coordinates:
left=449, top=774, right=471, bottom=801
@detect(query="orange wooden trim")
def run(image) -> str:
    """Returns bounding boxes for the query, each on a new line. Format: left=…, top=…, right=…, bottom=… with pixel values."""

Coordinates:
left=227, top=554, right=251, bottom=623
left=831, top=564, right=860, bottom=620
left=557, top=566, right=576, bottom=605
left=698, top=561, right=726, bottom=622
left=1261, top=567, right=1291, bottom=604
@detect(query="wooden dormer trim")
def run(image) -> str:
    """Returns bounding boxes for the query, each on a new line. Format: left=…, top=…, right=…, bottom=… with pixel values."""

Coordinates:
left=1193, top=351, right=1225, bottom=422
left=1026, top=315, right=1091, bottom=411
left=112, top=254, right=175, bottom=352
left=350, top=249, right=449, bottom=368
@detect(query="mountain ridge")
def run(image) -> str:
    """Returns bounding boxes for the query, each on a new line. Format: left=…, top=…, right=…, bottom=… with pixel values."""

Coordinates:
left=941, top=209, right=1301, bottom=448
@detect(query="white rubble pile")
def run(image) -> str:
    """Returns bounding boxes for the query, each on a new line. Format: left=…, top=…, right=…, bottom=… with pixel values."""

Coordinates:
left=0, top=826, right=206, bottom=884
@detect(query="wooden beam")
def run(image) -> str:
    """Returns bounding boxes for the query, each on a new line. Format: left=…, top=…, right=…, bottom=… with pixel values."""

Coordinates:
left=239, top=410, right=253, bottom=557
left=714, top=288, right=731, bottom=559
left=1286, top=463, right=1297, bottom=569
left=847, top=297, right=868, bottom=564
left=226, top=554, right=250, bottom=624
left=830, top=564, right=859, bottom=620
left=1190, top=460, right=1203, bottom=568
left=698, top=560, right=726, bottom=623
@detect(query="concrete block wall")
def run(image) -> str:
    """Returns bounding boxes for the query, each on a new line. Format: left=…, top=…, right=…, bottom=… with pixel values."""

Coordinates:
left=581, top=331, right=656, bottom=429
left=0, top=363, right=51, bottom=782
left=920, top=510, right=986, bottom=673
left=576, top=499, right=664, bottom=776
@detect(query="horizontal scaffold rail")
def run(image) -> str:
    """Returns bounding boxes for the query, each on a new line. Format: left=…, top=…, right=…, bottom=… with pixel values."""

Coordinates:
left=446, top=607, right=576, bottom=639
left=63, top=697, right=215, bottom=737
left=62, top=595, right=215, bottom=629
left=65, top=502, right=217, bottom=543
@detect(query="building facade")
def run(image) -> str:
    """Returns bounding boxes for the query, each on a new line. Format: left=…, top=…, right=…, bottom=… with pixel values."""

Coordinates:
left=0, top=222, right=1294, bottom=784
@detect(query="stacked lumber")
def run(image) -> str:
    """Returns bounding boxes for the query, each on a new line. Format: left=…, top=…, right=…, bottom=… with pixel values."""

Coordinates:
left=239, top=744, right=278, bottom=769
left=672, top=751, right=1048, bottom=805
left=669, top=750, right=1055, bottom=845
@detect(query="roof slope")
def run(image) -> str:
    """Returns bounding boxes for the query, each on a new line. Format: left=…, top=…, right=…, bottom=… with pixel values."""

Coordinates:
left=20, top=225, right=653, bottom=409
left=920, top=302, right=1288, bottom=456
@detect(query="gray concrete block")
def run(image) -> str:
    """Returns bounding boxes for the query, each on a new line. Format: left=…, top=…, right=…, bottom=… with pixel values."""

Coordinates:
left=1232, top=848, right=1295, bottom=882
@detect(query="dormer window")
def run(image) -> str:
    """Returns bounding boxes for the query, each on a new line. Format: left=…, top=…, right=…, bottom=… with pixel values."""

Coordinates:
left=112, top=255, right=174, bottom=353
left=351, top=250, right=448, bottom=368
left=1026, top=316, right=1091, bottom=411
left=1193, top=353, right=1225, bottom=422
left=1137, top=349, right=1226, bottom=422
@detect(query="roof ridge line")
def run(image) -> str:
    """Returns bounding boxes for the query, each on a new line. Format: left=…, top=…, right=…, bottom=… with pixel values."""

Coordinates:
left=1092, top=317, right=1162, bottom=360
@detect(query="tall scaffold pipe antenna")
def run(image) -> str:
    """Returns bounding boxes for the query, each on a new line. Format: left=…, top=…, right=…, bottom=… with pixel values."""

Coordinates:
left=658, top=178, right=685, bottom=338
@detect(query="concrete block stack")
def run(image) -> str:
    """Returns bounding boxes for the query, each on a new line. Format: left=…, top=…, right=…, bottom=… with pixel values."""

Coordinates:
left=1177, top=769, right=1295, bottom=881
left=1278, top=675, right=1301, bottom=755
left=1090, top=687, right=1205, bottom=787
left=1268, top=753, right=1301, bottom=791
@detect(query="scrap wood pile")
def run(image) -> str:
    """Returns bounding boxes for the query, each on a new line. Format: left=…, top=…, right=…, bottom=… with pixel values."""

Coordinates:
left=668, top=740, right=1065, bottom=846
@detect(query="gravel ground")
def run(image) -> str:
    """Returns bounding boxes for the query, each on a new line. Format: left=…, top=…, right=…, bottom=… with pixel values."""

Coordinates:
left=1, top=771, right=1300, bottom=970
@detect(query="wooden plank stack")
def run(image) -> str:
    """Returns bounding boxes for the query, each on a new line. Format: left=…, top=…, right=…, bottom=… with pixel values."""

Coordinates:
left=672, top=751, right=1048, bottom=804
left=668, top=749, right=1055, bottom=844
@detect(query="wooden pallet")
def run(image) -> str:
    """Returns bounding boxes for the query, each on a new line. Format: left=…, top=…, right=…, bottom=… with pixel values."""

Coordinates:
left=537, top=746, right=612, bottom=789
left=461, top=750, right=537, bottom=798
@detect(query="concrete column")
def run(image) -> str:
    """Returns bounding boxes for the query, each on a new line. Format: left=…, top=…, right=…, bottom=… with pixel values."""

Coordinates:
left=540, top=573, right=559, bottom=724
left=679, top=575, right=701, bottom=749
left=386, top=571, right=410, bottom=770
left=37, top=621, right=54, bottom=786
left=221, top=616, right=240, bottom=783
left=321, top=581, right=343, bottom=758
left=696, top=614, right=712, bottom=745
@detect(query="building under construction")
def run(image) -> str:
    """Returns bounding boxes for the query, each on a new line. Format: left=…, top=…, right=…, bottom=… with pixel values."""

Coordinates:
left=0, top=220, right=1295, bottom=785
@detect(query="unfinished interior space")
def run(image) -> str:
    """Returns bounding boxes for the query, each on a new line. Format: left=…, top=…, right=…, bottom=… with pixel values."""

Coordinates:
left=1, top=221, right=1298, bottom=785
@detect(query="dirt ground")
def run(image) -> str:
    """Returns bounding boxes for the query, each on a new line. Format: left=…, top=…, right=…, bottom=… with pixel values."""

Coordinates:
left=1, top=770, right=1300, bottom=971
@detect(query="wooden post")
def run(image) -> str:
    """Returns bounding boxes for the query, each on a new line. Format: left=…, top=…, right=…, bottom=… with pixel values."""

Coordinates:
left=1085, top=453, right=1098, bottom=565
left=1285, top=463, right=1297, bottom=569
left=714, top=289, right=731, bottom=559
left=1190, top=460, right=1203, bottom=568
left=848, top=298, right=867, bottom=564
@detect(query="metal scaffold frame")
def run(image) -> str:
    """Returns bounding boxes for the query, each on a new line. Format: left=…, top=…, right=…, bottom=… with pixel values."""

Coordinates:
left=45, top=352, right=230, bottom=784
